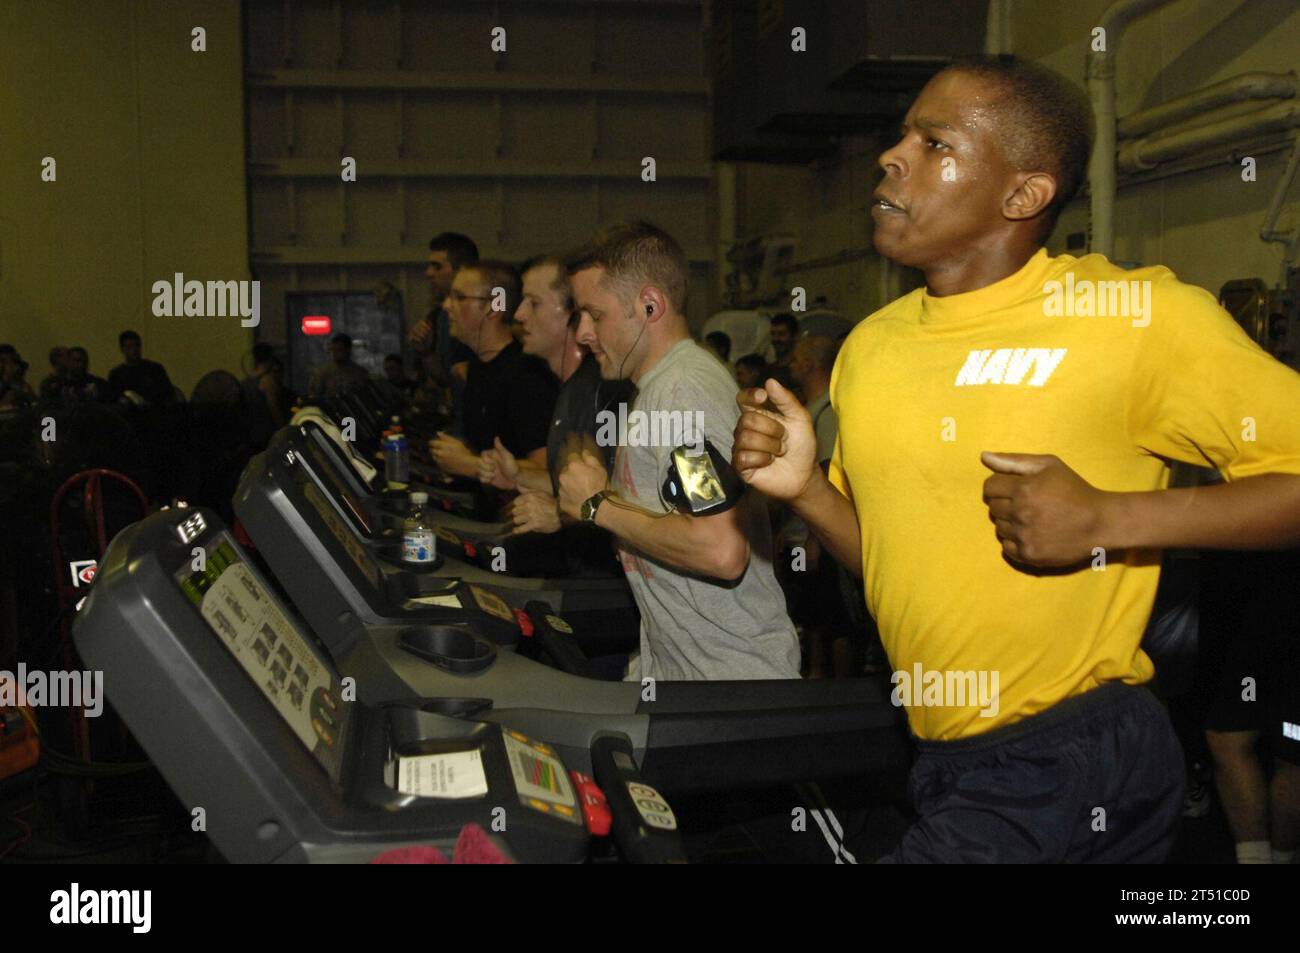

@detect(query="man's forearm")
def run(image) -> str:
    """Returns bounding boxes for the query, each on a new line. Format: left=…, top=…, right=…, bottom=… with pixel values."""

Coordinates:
left=595, top=501, right=747, bottom=580
left=443, top=451, right=481, bottom=478
left=1101, top=472, right=1300, bottom=551
left=792, top=470, right=864, bottom=576
left=515, top=463, right=553, bottom=494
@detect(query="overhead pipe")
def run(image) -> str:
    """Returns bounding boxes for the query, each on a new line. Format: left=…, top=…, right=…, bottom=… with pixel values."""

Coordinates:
left=1119, top=71, right=1297, bottom=139
left=984, top=0, right=1012, bottom=55
left=1087, top=0, right=1180, bottom=258
left=1260, top=135, right=1300, bottom=283
left=1118, top=100, right=1300, bottom=172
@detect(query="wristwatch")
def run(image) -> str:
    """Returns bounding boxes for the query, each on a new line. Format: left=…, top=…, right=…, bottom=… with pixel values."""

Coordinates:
left=581, top=489, right=614, bottom=524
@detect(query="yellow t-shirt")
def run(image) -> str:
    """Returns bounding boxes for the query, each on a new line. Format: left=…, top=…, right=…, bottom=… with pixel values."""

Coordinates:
left=829, top=248, right=1300, bottom=741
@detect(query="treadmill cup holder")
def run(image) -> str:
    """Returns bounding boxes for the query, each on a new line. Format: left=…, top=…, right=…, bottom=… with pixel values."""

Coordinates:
left=398, top=625, right=496, bottom=674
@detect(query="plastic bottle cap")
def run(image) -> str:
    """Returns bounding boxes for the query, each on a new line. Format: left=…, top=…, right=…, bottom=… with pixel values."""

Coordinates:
left=410, top=492, right=428, bottom=505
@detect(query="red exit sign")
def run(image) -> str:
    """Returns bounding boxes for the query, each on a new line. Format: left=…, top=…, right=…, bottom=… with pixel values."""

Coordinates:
left=301, top=315, right=332, bottom=335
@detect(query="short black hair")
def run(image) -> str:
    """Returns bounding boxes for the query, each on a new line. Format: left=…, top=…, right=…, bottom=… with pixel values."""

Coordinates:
left=252, top=342, right=275, bottom=365
left=331, top=333, right=353, bottom=348
left=736, top=354, right=767, bottom=373
left=461, top=260, right=523, bottom=318
left=119, top=330, right=141, bottom=347
left=69, top=346, right=88, bottom=359
left=705, top=331, right=731, bottom=361
left=937, top=55, right=1094, bottom=236
left=769, top=313, right=798, bottom=334
left=428, top=232, right=480, bottom=271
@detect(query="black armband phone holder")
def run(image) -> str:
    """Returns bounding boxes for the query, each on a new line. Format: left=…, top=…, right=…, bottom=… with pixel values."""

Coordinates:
left=661, top=437, right=745, bottom=516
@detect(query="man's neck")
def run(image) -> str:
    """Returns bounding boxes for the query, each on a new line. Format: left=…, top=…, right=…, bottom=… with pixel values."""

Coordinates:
left=548, top=340, right=587, bottom=382
left=630, top=327, right=690, bottom=384
left=473, top=326, right=514, bottom=362
left=923, top=241, right=1042, bottom=298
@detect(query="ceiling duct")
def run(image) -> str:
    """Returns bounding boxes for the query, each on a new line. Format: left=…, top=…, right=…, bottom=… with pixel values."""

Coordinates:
left=711, top=0, right=989, bottom=163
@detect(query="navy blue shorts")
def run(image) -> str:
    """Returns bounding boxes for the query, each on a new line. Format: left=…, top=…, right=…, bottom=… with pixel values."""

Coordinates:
left=881, top=683, right=1184, bottom=863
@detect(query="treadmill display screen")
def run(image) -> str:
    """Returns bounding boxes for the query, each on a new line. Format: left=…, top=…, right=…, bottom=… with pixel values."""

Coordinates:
left=299, top=433, right=373, bottom=537
left=303, top=482, right=385, bottom=594
left=177, top=534, right=349, bottom=782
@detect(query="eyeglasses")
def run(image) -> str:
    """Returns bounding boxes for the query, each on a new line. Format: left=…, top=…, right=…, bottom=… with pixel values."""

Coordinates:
left=447, top=291, right=492, bottom=304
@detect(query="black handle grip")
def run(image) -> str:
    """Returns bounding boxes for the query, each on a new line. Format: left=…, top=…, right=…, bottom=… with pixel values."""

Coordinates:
left=524, top=601, right=593, bottom=679
left=590, top=735, right=687, bottom=864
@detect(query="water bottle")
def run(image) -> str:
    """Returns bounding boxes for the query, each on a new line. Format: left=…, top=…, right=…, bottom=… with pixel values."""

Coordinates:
left=384, top=424, right=409, bottom=489
left=390, top=417, right=410, bottom=485
left=402, top=492, right=436, bottom=565
left=382, top=430, right=399, bottom=487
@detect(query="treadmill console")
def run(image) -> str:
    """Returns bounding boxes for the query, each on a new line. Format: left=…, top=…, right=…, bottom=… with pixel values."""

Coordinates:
left=176, top=532, right=350, bottom=783
left=74, top=507, right=593, bottom=863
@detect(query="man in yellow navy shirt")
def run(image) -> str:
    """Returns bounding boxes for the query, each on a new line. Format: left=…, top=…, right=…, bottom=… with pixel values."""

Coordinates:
left=734, top=56, right=1300, bottom=863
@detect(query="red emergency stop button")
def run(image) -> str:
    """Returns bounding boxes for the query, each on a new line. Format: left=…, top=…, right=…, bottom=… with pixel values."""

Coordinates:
left=513, top=608, right=535, bottom=637
left=570, top=771, right=611, bottom=836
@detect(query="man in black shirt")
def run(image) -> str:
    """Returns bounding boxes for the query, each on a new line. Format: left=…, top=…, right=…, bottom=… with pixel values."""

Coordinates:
left=57, top=347, right=115, bottom=404
left=108, top=330, right=175, bottom=406
left=39, top=346, right=68, bottom=401
left=428, top=260, right=555, bottom=478
left=479, top=256, right=633, bottom=532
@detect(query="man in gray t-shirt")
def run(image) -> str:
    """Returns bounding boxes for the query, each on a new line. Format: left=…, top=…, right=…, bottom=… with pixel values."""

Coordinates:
left=557, top=223, right=800, bottom=681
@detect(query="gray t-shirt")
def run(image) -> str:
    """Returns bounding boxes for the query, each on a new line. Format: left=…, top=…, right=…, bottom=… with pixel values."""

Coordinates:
left=610, top=339, right=800, bottom=680
left=806, top=390, right=838, bottom=466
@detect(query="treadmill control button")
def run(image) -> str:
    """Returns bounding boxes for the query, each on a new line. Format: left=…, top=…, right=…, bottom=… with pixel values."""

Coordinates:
left=570, top=772, right=612, bottom=836
left=627, top=783, right=678, bottom=831
left=513, top=609, right=535, bottom=637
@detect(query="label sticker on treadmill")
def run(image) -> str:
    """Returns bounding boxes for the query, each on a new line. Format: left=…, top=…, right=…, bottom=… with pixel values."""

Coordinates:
left=303, top=482, right=383, bottom=592
left=469, top=585, right=514, bottom=623
left=180, top=541, right=333, bottom=751
left=408, top=593, right=463, bottom=608
left=395, top=750, right=488, bottom=799
left=625, top=782, right=678, bottom=831
left=502, top=732, right=579, bottom=823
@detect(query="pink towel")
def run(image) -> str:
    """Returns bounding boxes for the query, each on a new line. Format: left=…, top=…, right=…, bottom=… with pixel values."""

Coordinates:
left=369, top=823, right=511, bottom=864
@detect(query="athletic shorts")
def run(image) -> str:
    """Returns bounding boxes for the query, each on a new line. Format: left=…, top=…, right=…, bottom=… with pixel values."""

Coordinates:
left=1200, top=549, right=1300, bottom=766
left=880, top=683, right=1184, bottom=863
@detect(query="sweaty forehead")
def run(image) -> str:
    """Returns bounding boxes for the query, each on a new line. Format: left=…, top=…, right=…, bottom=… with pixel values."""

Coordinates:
left=910, top=71, right=1002, bottom=135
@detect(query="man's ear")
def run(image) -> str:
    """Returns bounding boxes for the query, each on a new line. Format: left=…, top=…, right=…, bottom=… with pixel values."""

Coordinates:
left=639, top=284, right=669, bottom=323
left=1004, top=171, right=1057, bottom=224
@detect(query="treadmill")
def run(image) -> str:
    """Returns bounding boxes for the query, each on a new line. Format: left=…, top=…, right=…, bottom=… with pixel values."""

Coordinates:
left=72, top=507, right=682, bottom=863
left=75, top=508, right=910, bottom=860
left=234, top=423, right=638, bottom=637
left=277, top=418, right=609, bottom=581
left=322, top=382, right=479, bottom=518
